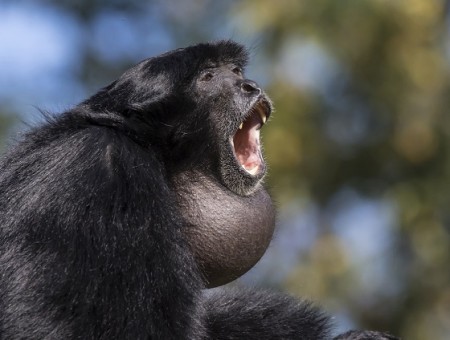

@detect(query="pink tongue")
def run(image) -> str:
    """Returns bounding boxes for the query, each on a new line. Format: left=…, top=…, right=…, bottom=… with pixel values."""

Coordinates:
left=238, top=149, right=260, bottom=170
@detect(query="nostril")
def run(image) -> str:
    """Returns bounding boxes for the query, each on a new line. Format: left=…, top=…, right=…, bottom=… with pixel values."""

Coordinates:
left=241, top=80, right=261, bottom=95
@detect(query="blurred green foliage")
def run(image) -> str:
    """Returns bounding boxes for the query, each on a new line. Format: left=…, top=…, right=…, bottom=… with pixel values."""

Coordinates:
left=1, top=0, right=449, bottom=339
left=235, top=1, right=450, bottom=338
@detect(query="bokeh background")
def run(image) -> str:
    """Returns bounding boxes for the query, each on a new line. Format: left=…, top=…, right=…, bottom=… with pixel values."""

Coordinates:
left=1, top=0, right=450, bottom=338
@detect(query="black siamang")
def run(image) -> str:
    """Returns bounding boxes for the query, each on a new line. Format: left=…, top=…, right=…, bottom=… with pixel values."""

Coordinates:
left=0, top=41, right=397, bottom=339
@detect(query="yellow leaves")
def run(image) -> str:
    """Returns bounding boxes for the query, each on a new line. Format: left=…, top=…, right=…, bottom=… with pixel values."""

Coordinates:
left=384, top=0, right=446, bottom=95
left=374, top=0, right=444, bottom=25
left=310, top=233, right=349, bottom=277
left=408, top=51, right=444, bottom=92
left=389, top=35, right=446, bottom=91
left=403, top=288, right=450, bottom=340
left=233, top=0, right=303, bottom=32
left=393, top=119, right=438, bottom=164
left=401, top=0, right=445, bottom=25
left=285, top=234, right=350, bottom=299
left=265, top=127, right=302, bottom=169
left=410, top=218, right=449, bottom=266
left=263, top=84, right=312, bottom=174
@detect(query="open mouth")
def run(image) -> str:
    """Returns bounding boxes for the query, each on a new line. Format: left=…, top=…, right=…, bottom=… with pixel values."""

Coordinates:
left=231, top=98, right=271, bottom=176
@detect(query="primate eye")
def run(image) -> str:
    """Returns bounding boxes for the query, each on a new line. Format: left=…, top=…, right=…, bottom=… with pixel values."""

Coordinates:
left=200, top=71, right=214, bottom=81
left=232, top=67, right=242, bottom=76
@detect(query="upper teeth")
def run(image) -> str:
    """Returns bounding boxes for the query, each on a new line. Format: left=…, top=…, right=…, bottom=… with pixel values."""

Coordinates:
left=238, top=110, right=267, bottom=130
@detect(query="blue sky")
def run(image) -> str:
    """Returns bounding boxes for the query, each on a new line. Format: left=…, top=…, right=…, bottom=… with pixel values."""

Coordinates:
left=0, top=3, right=83, bottom=113
left=0, top=2, right=177, bottom=120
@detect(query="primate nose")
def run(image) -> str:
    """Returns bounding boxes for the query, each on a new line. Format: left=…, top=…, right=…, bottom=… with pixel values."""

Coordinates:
left=240, top=80, right=261, bottom=95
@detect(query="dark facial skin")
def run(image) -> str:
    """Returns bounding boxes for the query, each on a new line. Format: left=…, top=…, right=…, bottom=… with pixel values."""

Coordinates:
left=193, top=64, right=272, bottom=196
left=171, top=62, right=275, bottom=287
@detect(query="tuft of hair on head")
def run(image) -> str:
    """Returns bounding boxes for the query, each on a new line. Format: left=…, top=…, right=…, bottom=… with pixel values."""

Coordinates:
left=180, top=40, right=249, bottom=71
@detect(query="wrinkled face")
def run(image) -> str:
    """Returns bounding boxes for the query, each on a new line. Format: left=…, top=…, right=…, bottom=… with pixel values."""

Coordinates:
left=193, top=63, right=272, bottom=196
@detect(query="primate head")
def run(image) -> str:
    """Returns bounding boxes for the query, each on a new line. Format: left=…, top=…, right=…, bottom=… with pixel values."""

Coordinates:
left=85, top=41, right=272, bottom=197
left=84, top=41, right=275, bottom=287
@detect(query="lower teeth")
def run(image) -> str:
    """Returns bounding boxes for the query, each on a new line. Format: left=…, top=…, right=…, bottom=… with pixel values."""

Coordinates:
left=244, top=166, right=259, bottom=175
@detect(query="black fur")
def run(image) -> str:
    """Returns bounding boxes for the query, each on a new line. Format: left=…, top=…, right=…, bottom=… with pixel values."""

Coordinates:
left=203, top=288, right=330, bottom=339
left=334, top=331, right=399, bottom=340
left=0, top=41, right=397, bottom=339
